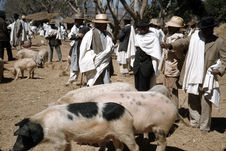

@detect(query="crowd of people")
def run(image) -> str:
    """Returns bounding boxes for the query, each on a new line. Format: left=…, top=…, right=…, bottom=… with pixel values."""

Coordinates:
left=1, top=11, right=226, bottom=134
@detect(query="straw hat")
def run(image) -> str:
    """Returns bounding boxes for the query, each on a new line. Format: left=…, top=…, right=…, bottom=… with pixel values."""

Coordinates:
left=124, top=15, right=132, bottom=21
left=49, top=19, right=56, bottom=24
left=166, top=16, right=184, bottom=28
left=149, top=18, right=161, bottom=26
left=215, top=23, right=226, bottom=41
left=74, top=13, right=84, bottom=20
left=22, top=15, right=26, bottom=19
left=187, top=19, right=196, bottom=26
left=92, top=14, right=111, bottom=24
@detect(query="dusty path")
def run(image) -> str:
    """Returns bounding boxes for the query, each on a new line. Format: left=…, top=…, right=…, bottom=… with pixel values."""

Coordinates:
left=0, top=36, right=226, bottom=151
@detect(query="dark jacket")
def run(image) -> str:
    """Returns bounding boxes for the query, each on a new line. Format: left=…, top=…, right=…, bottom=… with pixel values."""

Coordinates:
left=133, top=47, right=154, bottom=77
left=0, top=18, right=10, bottom=41
left=117, top=25, right=131, bottom=52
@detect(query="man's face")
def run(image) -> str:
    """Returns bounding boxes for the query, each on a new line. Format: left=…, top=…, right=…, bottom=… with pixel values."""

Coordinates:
left=168, top=26, right=180, bottom=34
left=75, top=19, right=83, bottom=27
left=201, top=27, right=214, bottom=39
left=95, top=23, right=107, bottom=32
left=138, top=26, right=149, bottom=34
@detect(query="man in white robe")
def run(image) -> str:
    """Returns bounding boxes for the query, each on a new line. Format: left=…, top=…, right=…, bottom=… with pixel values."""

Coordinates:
left=133, top=19, right=161, bottom=91
left=116, top=17, right=136, bottom=76
left=79, top=14, right=114, bottom=86
left=65, top=13, right=90, bottom=86
left=8, top=13, right=23, bottom=50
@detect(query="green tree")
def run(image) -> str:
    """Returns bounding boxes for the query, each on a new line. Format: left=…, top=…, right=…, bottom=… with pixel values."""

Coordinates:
left=204, top=0, right=226, bottom=22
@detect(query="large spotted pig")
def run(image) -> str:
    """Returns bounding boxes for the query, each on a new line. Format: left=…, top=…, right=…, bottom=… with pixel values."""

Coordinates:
left=11, top=102, right=139, bottom=151
left=60, top=91, right=178, bottom=151
left=49, top=82, right=136, bottom=106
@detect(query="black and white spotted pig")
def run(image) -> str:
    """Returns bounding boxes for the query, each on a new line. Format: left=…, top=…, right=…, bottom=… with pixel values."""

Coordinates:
left=11, top=102, right=139, bottom=151
left=70, top=92, right=178, bottom=151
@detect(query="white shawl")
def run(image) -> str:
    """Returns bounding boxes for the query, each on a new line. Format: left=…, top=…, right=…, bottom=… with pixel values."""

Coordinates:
left=79, top=29, right=114, bottom=86
left=116, top=25, right=136, bottom=67
left=203, top=60, right=221, bottom=108
left=135, top=31, right=161, bottom=74
left=183, top=30, right=205, bottom=95
left=8, top=23, right=15, bottom=46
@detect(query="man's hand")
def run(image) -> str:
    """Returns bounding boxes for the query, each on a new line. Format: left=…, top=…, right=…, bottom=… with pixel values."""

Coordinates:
left=211, top=68, right=221, bottom=76
left=160, top=42, right=172, bottom=49
left=77, top=33, right=84, bottom=38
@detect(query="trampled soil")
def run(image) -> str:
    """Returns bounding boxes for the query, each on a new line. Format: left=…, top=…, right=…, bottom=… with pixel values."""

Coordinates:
left=0, top=36, right=226, bottom=151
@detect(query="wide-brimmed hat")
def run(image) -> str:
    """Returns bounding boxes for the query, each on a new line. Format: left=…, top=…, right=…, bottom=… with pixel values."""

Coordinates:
left=49, top=19, right=56, bottom=24
left=187, top=19, right=196, bottom=26
left=74, top=13, right=84, bottom=20
left=22, top=15, right=26, bottom=19
left=149, top=18, right=161, bottom=26
left=136, top=18, right=150, bottom=28
left=197, top=17, right=218, bottom=29
left=92, top=14, right=111, bottom=24
left=123, top=15, right=132, bottom=21
left=215, top=23, right=226, bottom=41
left=166, top=16, right=184, bottom=28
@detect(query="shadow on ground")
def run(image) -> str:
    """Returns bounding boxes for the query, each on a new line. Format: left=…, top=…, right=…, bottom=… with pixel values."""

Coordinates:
left=211, top=117, right=226, bottom=133
left=0, top=77, right=14, bottom=83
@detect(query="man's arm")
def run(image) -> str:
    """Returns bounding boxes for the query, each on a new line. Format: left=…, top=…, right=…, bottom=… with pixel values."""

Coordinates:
left=217, top=38, right=226, bottom=76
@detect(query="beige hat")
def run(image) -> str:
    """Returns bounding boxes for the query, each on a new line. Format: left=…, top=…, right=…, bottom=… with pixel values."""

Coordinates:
left=49, top=19, right=56, bottom=24
left=22, top=15, right=26, bottom=19
left=92, top=14, right=111, bottom=24
left=166, top=16, right=184, bottom=28
left=149, top=18, right=161, bottom=26
left=187, top=19, right=196, bottom=26
left=74, top=13, right=84, bottom=20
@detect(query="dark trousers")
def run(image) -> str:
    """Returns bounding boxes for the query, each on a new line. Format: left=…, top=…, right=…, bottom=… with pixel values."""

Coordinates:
left=0, top=41, right=13, bottom=60
left=134, top=69, right=151, bottom=91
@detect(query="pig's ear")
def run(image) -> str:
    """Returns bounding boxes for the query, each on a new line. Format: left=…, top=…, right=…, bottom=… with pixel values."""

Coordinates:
left=15, top=118, right=30, bottom=127
left=14, top=126, right=30, bottom=137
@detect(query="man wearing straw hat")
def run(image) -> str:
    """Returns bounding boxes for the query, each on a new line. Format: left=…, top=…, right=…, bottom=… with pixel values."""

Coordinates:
left=79, top=14, right=114, bottom=86
left=161, top=17, right=226, bottom=133
left=149, top=18, right=165, bottom=43
left=65, top=13, right=90, bottom=86
left=160, top=16, right=185, bottom=107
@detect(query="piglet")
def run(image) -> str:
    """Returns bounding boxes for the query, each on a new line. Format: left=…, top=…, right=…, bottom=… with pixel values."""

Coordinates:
left=12, top=58, right=38, bottom=80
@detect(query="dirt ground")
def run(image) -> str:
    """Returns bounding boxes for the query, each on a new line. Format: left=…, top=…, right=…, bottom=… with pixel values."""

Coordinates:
left=0, top=35, right=226, bottom=151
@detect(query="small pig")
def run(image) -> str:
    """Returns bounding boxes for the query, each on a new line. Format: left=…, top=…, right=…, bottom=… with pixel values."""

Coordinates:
left=63, top=91, right=178, bottom=151
left=12, top=58, right=38, bottom=80
left=37, top=48, right=48, bottom=66
left=11, top=102, right=139, bottom=151
left=16, top=48, right=38, bottom=59
left=49, top=82, right=136, bottom=106
left=0, top=58, right=3, bottom=82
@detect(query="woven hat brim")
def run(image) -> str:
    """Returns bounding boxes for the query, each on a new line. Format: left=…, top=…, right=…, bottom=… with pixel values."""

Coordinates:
left=92, top=20, right=111, bottom=23
left=150, top=22, right=161, bottom=26
left=166, top=22, right=183, bottom=28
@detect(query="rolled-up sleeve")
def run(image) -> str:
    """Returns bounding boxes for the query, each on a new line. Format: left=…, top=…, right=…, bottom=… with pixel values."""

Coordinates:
left=218, top=38, right=226, bottom=76
left=171, top=36, right=191, bottom=53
